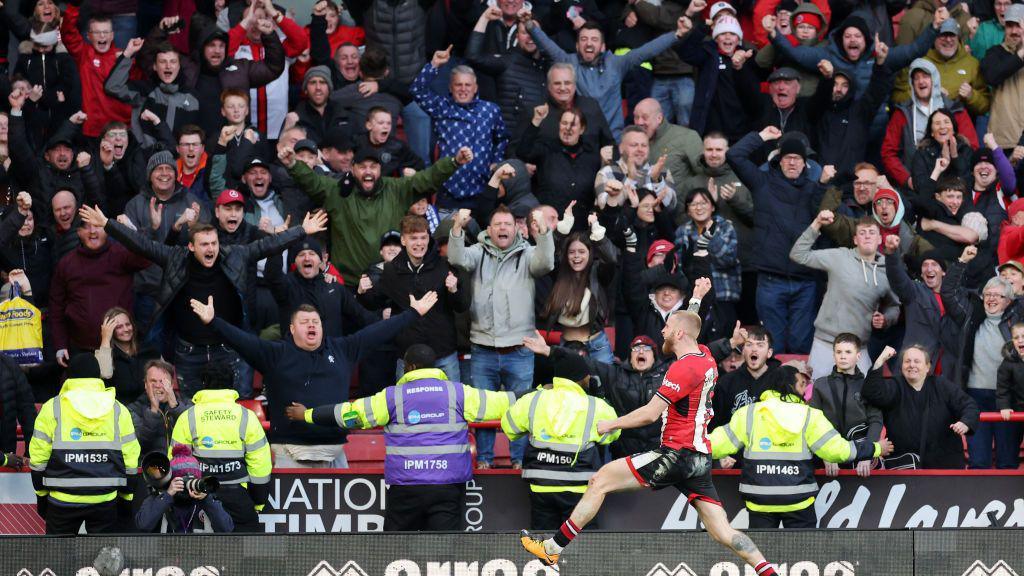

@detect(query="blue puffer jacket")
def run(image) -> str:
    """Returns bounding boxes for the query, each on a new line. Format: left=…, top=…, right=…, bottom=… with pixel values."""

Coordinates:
left=726, top=132, right=825, bottom=279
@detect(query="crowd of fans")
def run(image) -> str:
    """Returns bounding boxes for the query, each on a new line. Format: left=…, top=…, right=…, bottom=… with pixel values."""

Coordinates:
left=2, top=0, right=1024, bottom=504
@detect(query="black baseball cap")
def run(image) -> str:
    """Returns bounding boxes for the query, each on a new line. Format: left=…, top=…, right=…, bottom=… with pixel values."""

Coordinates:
left=380, top=230, right=401, bottom=247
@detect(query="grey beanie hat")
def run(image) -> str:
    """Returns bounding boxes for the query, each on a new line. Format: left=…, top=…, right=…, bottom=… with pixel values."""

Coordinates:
left=146, top=150, right=176, bottom=179
left=304, top=65, right=332, bottom=90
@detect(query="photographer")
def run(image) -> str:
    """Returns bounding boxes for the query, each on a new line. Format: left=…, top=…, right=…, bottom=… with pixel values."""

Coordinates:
left=135, top=444, right=234, bottom=533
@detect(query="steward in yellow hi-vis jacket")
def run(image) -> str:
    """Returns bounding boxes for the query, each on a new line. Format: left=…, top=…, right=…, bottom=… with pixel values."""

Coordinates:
left=501, top=353, right=619, bottom=530
left=171, top=363, right=271, bottom=533
left=710, top=365, right=893, bottom=529
left=288, top=345, right=514, bottom=531
left=29, top=356, right=140, bottom=534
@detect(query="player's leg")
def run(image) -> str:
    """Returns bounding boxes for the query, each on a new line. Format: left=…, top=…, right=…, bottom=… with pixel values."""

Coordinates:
left=521, top=456, right=644, bottom=565
left=694, top=499, right=780, bottom=576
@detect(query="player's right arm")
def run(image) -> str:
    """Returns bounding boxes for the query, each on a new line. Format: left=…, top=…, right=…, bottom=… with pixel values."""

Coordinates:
left=596, top=394, right=668, bottom=435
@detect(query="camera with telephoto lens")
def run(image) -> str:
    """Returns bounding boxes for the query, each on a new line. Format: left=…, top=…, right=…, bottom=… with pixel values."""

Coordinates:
left=180, top=474, right=219, bottom=495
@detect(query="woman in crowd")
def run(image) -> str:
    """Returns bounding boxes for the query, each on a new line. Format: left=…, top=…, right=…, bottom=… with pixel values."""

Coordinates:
left=541, top=214, right=618, bottom=363
left=910, top=108, right=977, bottom=200
left=861, top=345, right=980, bottom=469
left=674, top=187, right=741, bottom=331
left=95, top=307, right=161, bottom=404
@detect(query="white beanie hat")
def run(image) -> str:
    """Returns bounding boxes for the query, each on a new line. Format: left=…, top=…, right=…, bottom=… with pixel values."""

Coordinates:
left=712, top=16, right=743, bottom=40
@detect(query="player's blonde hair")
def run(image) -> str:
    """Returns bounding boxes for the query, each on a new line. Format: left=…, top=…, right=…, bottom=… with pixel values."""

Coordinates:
left=668, top=310, right=702, bottom=339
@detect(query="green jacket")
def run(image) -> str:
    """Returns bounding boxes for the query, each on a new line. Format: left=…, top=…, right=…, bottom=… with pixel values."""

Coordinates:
left=288, top=157, right=458, bottom=283
left=710, top=390, right=882, bottom=512
left=648, top=120, right=703, bottom=189
left=896, top=0, right=971, bottom=47
left=968, top=19, right=1004, bottom=61
left=892, top=46, right=990, bottom=116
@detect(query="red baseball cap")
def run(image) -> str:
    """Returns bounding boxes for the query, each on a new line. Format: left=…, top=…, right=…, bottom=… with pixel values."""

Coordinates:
left=216, top=189, right=245, bottom=207
left=630, top=335, right=656, bottom=350
left=646, top=240, right=675, bottom=266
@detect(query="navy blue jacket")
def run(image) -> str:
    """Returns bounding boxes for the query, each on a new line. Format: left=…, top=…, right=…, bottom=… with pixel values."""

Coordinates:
left=726, top=131, right=825, bottom=279
left=211, top=311, right=416, bottom=445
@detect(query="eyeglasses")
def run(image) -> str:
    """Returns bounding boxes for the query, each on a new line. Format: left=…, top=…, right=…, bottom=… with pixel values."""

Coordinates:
left=105, top=130, right=128, bottom=138
left=89, top=29, right=113, bottom=37
left=874, top=198, right=896, bottom=206
left=984, top=293, right=1008, bottom=300
left=631, top=345, right=653, bottom=353
left=688, top=200, right=711, bottom=208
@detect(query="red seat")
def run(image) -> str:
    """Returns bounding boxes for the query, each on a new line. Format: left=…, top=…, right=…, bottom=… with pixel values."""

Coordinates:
left=345, top=431, right=386, bottom=465
left=237, top=399, right=270, bottom=431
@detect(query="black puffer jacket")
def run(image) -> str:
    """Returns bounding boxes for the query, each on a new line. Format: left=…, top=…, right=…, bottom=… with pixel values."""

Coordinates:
left=997, top=344, right=1024, bottom=412
left=7, top=117, right=103, bottom=217
left=579, top=348, right=670, bottom=458
left=104, top=219, right=306, bottom=328
left=465, top=30, right=550, bottom=134
left=0, top=353, right=34, bottom=455
left=515, top=128, right=602, bottom=225
left=371, top=247, right=469, bottom=358
left=363, top=0, right=428, bottom=85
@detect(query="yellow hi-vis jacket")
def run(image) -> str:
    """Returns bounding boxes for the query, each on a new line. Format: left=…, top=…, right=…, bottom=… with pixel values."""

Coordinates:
left=171, top=389, right=272, bottom=508
left=710, top=390, right=883, bottom=513
left=502, top=378, right=620, bottom=494
left=29, top=378, right=140, bottom=505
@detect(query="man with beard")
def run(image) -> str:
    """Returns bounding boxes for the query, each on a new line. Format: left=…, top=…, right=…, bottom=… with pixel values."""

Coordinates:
left=354, top=107, right=424, bottom=177
left=281, top=144, right=474, bottom=283
left=105, top=37, right=201, bottom=139
left=92, top=122, right=141, bottom=216
left=892, top=19, right=990, bottom=117
left=523, top=333, right=671, bottom=458
left=959, top=134, right=1018, bottom=284
left=594, top=126, right=676, bottom=211
left=813, top=48, right=895, bottom=183
left=7, top=94, right=102, bottom=215
left=49, top=217, right=151, bottom=367
left=521, top=311, right=784, bottom=575
left=467, top=12, right=551, bottom=136
left=78, top=205, right=328, bottom=399
left=291, top=66, right=339, bottom=144
left=822, top=184, right=935, bottom=258
left=60, top=6, right=131, bottom=138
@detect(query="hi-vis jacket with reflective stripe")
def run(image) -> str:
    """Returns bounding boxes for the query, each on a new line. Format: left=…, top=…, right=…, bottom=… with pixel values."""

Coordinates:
left=709, top=390, right=881, bottom=513
left=170, top=389, right=271, bottom=494
left=305, top=368, right=513, bottom=485
left=501, top=378, right=619, bottom=493
left=29, top=378, right=140, bottom=505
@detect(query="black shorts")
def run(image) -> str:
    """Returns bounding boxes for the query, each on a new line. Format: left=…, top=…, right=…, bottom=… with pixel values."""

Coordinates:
left=626, top=447, right=721, bottom=506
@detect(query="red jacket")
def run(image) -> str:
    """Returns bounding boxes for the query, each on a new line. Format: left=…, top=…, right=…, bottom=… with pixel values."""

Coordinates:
left=48, top=242, right=151, bottom=352
left=999, top=199, right=1024, bottom=264
left=881, top=106, right=979, bottom=187
left=750, top=0, right=831, bottom=48
left=292, top=24, right=366, bottom=83
left=60, top=5, right=132, bottom=138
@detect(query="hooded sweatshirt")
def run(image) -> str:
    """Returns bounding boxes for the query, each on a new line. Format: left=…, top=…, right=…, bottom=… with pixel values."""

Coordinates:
left=447, top=228, right=556, bottom=347
left=789, top=225, right=901, bottom=341
left=893, top=47, right=990, bottom=116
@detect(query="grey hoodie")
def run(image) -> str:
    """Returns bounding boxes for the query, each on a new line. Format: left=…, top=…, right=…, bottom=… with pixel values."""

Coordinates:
left=448, top=228, right=556, bottom=347
left=906, top=58, right=945, bottom=145
left=789, top=225, right=901, bottom=341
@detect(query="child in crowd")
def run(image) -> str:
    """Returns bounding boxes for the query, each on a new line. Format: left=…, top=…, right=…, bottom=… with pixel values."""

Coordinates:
left=809, top=333, right=883, bottom=477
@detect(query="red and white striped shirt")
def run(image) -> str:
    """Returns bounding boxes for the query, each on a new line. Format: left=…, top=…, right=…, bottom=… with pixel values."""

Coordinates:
left=654, top=345, right=718, bottom=453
